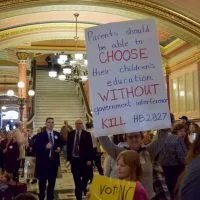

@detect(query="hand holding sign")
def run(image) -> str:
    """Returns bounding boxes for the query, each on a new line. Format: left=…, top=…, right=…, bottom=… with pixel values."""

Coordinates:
left=89, top=175, right=136, bottom=200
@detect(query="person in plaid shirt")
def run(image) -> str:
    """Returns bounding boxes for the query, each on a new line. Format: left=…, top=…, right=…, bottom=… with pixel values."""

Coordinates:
left=152, top=161, right=171, bottom=200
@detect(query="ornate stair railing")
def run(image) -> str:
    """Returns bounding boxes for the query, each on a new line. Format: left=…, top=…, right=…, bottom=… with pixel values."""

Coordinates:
left=76, top=81, right=92, bottom=122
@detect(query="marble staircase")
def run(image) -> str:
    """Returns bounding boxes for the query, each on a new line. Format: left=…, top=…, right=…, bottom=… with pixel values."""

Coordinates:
left=34, top=69, right=86, bottom=132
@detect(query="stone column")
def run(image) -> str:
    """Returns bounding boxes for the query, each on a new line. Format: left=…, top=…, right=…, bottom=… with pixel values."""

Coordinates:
left=16, top=52, right=29, bottom=121
left=162, top=57, right=170, bottom=109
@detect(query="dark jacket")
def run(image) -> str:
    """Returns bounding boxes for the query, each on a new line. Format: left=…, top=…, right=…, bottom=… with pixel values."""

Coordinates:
left=4, top=140, right=20, bottom=174
left=178, top=155, right=200, bottom=200
left=35, top=131, right=62, bottom=177
left=25, top=136, right=36, bottom=157
left=67, top=129, right=93, bottom=162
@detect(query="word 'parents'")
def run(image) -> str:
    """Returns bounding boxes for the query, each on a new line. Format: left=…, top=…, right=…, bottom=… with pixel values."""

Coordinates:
left=87, top=24, right=150, bottom=42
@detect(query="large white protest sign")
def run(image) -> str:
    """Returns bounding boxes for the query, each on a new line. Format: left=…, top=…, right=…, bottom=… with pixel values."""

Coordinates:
left=85, top=19, right=171, bottom=136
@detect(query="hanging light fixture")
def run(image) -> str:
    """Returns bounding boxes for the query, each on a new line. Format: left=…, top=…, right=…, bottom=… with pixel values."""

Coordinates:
left=1, top=106, right=6, bottom=110
left=28, top=89, right=35, bottom=96
left=63, top=67, right=72, bottom=75
left=71, top=13, right=88, bottom=82
left=75, top=53, right=83, bottom=60
left=58, top=74, right=66, bottom=81
left=17, top=81, right=25, bottom=88
left=73, top=13, right=84, bottom=63
left=48, top=63, right=60, bottom=78
left=57, top=54, right=68, bottom=65
left=84, top=60, right=88, bottom=65
left=47, top=13, right=88, bottom=82
left=7, top=90, right=14, bottom=96
left=70, top=60, right=76, bottom=65
left=80, top=75, right=88, bottom=81
left=49, top=70, right=57, bottom=78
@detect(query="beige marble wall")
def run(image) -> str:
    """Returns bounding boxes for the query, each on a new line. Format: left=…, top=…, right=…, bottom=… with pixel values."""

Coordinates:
left=169, top=61, right=200, bottom=119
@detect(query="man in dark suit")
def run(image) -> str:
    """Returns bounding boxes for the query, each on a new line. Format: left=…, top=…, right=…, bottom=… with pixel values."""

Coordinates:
left=35, top=117, right=61, bottom=200
left=67, top=119, right=93, bottom=200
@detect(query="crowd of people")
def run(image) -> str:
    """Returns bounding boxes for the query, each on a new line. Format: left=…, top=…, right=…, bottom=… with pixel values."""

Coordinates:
left=0, top=114, right=199, bottom=200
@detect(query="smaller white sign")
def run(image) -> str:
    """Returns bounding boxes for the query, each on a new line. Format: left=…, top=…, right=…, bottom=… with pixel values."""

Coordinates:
left=24, top=156, right=36, bottom=179
left=2, top=110, right=19, bottom=119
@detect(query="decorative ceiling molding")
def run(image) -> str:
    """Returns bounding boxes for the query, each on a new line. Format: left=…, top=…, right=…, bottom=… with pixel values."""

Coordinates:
left=0, top=0, right=199, bottom=37
left=0, top=23, right=91, bottom=50
left=0, top=49, right=18, bottom=63
left=168, top=50, right=200, bottom=73
left=164, top=43, right=193, bottom=59
left=161, top=39, right=187, bottom=56
left=0, top=23, right=88, bottom=41
left=169, top=46, right=199, bottom=63
left=150, top=0, right=200, bottom=23
left=0, top=70, right=18, bottom=77
left=17, top=46, right=86, bottom=53
left=0, top=21, right=199, bottom=52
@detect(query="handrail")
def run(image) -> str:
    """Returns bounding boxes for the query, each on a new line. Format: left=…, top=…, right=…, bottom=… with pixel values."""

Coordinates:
left=77, top=81, right=92, bottom=122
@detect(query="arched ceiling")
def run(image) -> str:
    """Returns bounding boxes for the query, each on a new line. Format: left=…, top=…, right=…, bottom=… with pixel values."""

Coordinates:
left=0, top=0, right=199, bottom=91
left=151, top=0, right=200, bottom=22
left=0, top=1, right=199, bottom=49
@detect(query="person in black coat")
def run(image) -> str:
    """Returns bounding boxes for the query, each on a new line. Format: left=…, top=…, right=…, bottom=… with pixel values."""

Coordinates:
left=4, top=133, right=20, bottom=182
left=67, top=119, right=93, bottom=200
left=35, top=117, right=62, bottom=200
left=0, top=133, right=7, bottom=171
